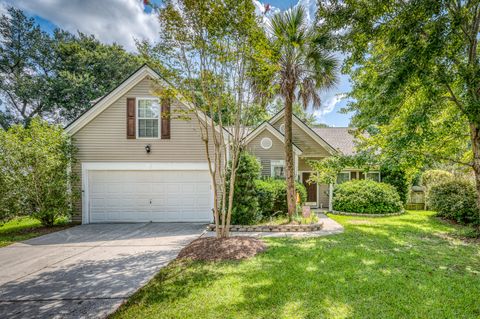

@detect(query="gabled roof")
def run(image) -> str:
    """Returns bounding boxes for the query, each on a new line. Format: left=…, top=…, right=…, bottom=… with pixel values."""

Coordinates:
left=244, top=122, right=303, bottom=155
left=268, top=109, right=338, bottom=155
left=312, top=127, right=362, bottom=156
left=65, top=64, right=229, bottom=138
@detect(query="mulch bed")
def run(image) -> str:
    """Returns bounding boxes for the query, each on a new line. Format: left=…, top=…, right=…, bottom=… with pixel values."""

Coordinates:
left=177, top=236, right=267, bottom=261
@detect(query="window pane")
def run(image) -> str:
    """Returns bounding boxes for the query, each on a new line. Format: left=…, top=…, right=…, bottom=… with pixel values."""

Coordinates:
left=273, top=166, right=285, bottom=178
left=138, top=99, right=160, bottom=119
left=337, top=172, right=350, bottom=184
left=367, top=172, right=380, bottom=182
left=138, top=119, right=158, bottom=138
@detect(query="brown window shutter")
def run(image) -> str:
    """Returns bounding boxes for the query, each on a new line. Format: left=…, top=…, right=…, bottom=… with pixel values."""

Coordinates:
left=161, top=98, right=171, bottom=139
left=126, top=98, right=136, bottom=139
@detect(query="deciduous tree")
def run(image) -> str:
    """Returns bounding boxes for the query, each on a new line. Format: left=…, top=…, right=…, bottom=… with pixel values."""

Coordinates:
left=148, top=0, right=274, bottom=237
left=318, top=0, right=480, bottom=216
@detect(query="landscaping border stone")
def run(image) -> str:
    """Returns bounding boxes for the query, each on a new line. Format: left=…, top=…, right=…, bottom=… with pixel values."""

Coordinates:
left=207, top=223, right=323, bottom=232
left=330, top=210, right=405, bottom=217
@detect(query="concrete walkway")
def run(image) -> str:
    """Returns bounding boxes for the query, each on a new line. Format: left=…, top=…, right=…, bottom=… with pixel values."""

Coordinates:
left=202, top=213, right=344, bottom=238
left=0, top=223, right=204, bottom=319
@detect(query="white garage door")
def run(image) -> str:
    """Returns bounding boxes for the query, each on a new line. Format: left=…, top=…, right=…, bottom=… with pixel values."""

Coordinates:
left=88, top=170, right=212, bottom=223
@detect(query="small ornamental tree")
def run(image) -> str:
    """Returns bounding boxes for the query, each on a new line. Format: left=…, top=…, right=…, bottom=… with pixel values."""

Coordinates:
left=380, top=165, right=410, bottom=205
left=148, top=0, right=274, bottom=237
left=227, top=152, right=261, bottom=225
left=0, top=119, right=77, bottom=226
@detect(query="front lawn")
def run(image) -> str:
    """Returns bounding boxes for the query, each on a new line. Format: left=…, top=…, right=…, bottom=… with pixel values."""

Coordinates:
left=112, top=211, right=480, bottom=319
left=0, top=217, right=74, bottom=247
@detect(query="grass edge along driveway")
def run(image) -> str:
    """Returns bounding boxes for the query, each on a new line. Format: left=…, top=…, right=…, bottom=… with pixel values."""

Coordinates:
left=0, top=217, right=74, bottom=247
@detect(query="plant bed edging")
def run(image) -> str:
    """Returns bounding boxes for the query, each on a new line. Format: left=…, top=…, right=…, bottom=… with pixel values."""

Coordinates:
left=330, top=210, right=405, bottom=217
left=207, top=222, right=323, bottom=232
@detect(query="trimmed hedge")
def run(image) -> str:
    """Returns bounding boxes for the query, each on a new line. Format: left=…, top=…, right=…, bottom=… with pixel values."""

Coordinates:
left=255, top=179, right=306, bottom=218
left=333, top=179, right=403, bottom=214
left=428, top=179, right=479, bottom=225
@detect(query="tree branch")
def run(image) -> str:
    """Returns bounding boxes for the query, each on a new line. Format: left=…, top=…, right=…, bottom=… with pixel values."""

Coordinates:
left=445, top=83, right=467, bottom=115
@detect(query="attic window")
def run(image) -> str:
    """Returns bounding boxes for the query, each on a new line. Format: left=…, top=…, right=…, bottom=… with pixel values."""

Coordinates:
left=260, top=137, right=272, bottom=149
left=137, top=98, right=160, bottom=138
left=279, top=124, right=285, bottom=134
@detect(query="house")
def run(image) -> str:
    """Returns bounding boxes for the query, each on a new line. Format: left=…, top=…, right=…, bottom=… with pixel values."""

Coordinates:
left=66, top=65, right=377, bottom=224
left=244, top=112, right=380, bottom=210
left=66, top=65, right=224, bottom=224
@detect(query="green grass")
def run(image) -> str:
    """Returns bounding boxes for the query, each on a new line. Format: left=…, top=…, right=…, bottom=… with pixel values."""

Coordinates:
left=0, top=217, right=73, bottom=247
left=112, top=211, right=480, bottom=319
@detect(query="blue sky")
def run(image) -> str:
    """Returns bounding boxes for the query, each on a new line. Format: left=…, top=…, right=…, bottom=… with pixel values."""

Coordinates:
left=1, top=0, right=353, bottom=127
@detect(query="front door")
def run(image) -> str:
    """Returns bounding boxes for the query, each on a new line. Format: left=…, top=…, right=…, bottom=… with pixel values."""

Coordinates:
left=302, top=172, right=317, bottom=204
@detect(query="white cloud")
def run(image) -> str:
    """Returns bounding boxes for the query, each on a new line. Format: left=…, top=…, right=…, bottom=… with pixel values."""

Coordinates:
left=294, top=0, right=317, bottom=25
left=314, top=93, right=346, bottom=120
left=3, top=0, right=159, bottom=51
left=0, top=2, right=7, bottom=16
left=252, top=0, right=280, bottom=27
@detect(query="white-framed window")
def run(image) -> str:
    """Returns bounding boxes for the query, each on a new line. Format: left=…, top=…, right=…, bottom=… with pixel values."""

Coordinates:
left=336, top=172, right=350, bottom=184
left=137, top=98, right=160, bottom=138
left=279, top=124, right=285, bottom=134
left=271, top=160, right=285, bottom=178
left=260, top=137, right=272, bottom=149
left=366, top=171, right=381, bottom=182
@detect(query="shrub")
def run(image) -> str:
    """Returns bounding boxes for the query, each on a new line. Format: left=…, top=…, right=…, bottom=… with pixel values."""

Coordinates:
left=380, top=166, right=410, bottom=204
left=227, top=152, right=261, bottom=225
left=255, top=179, right=306, bottom=218
left=421, top=169, right=454, bottom=199
left=0, top=119, right=77, bottom=226
left=333, top=179, right=403, bottom=214
left=428, top=179, right=479, bottom=225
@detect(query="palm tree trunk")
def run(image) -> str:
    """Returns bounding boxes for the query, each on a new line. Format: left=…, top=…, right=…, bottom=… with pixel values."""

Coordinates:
left=284, top=93, right=296, bottom=219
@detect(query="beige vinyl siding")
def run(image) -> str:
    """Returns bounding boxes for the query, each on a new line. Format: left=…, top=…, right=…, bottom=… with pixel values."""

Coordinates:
left=271, top=116, right=331, bottom=156
left=298, top=157, right=326, bottom=171
left=245, top=130, right=285, bottom=177
left=71, top=77, right=217, bottom=221
left=73, top=78, right=211, bottom=163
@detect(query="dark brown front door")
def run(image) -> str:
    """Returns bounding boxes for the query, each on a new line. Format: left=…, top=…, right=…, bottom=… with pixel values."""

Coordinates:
left=302, top=172, right=317, bottom=203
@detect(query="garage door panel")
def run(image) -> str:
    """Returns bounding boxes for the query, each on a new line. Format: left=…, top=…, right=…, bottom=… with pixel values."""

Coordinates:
left=88, top=169, right=212, bottom=223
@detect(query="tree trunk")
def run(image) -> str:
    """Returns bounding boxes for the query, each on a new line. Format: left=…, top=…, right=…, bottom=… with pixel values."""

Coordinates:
left=470, top=123, right=480, bottom=222
left=284, top=93, right=296, bottom=218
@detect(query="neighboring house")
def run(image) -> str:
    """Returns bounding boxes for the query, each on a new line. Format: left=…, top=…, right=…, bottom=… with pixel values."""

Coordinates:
left=66, top=64, right=377, bottom=224
left=244, top=111, right=380, bottom=210
left=66, top=65, right=223, bottom=224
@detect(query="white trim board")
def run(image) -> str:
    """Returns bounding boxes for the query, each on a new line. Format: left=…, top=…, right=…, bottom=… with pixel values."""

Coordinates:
left=81, top=162, right=213, bottom=224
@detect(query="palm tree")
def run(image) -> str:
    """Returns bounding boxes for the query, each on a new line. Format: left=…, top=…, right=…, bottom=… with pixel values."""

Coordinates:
left=270, top=6, right=338, bottom=218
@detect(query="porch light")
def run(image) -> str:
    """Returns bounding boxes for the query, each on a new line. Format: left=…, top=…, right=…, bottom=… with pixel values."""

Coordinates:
left=145, top=144, right=151, bottom=153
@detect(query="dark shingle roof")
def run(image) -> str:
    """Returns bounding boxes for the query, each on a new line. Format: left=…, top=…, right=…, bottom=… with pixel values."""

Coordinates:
left=312, top=127, right=361, bottom=156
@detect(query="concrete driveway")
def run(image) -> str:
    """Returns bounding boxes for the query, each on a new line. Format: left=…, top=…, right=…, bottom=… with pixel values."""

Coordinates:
left=0, top=223, right=205, bottom=319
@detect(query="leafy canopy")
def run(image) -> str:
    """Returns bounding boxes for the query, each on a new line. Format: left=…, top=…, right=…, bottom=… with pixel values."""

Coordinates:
left=0, top=119, right=77, bottom=226
left=317, top=0, right=480, bottom=176
left=0, top=7, right=142, bottom=128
